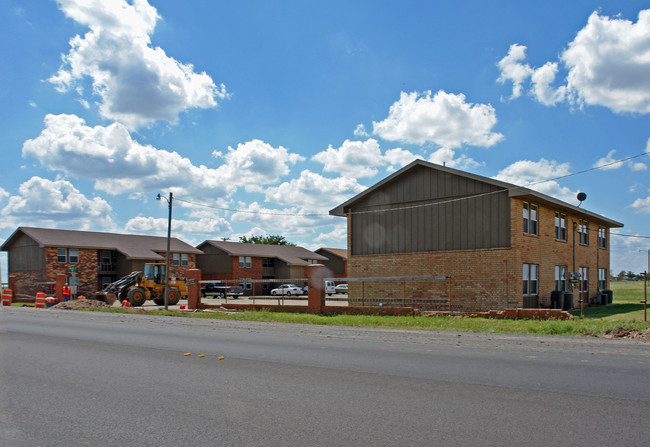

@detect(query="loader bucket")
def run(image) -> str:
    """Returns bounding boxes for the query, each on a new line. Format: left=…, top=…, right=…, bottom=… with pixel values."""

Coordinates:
left=96, top=292, right=118, bottom=305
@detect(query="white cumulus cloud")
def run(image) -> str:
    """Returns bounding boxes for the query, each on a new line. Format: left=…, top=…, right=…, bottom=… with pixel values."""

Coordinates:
left=498, top=9, right=650, bottom=114
left=372, top=90, right=503, bottom=148
left=312, top=139, right=384, bottom=178
left=494, top=159, right=578, bottom=203
left=264, top=170, right=366, bottom=210
left=22, top=114, right=303, bottom=199
left=50, top=0, right=227, bottom=128
left=630, top=196, right=650, bottom=213
left=1, top=176, right=114, bottom=230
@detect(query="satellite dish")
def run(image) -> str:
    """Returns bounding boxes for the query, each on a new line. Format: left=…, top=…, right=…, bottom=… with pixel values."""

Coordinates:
left=577, top=192, right=587, bottom=207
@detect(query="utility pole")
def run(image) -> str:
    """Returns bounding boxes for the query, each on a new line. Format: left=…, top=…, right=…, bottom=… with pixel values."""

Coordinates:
left=157, top=192, right=173, bottom=311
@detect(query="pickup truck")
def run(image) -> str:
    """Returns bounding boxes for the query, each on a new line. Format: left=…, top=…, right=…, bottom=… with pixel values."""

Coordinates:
left=201, top=282, right=244, bottom=299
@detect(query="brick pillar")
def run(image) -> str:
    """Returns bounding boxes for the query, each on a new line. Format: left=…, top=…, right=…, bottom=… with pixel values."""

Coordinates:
left=8, top=275, right=17, bottom=299
left=186, top=269, right=201, bottom=310
left=306, top=264, right=326, bottom=314
left=55, top=274, right=66, bottom=303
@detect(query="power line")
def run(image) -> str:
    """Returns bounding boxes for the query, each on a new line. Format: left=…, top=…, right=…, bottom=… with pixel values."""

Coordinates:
left=174, top=149, right=650, bottom=217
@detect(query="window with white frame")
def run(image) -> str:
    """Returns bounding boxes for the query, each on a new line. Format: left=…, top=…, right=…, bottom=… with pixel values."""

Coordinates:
left=239, top=278, right=252, bottom=290
left=598, top=227, right=607, bottom=249
left=173, top=253, right=180, bottom=266
left=239, top=256, right=252, bottom=268
left=523, top=264, right=538, bottom=295
left=68, top=248, right=79, bottom=263
left=555, top=212, right=567, bottom=241
left=57, top=248, right=67, bottom=263
left=578, top=220, right=589, bottom=245
left=598, top=268, right=607, bottom=291
left=555, top=265, right=567, bottom=292
left=523, top=202, right=538, bottom=235
left=579, top=267, right=588, bottom=293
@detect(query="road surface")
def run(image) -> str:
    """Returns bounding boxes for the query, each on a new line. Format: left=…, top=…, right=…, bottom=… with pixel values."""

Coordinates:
left=1, top=307, right=648, bottom=446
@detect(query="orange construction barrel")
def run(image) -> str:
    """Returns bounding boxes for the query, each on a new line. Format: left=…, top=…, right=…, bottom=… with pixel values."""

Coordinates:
left=35, top=292, right=46, bottom=308
left=1, top=289, right=12, bottom=306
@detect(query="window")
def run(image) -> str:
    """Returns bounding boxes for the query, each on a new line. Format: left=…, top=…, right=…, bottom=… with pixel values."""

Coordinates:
left=180, top=253, right=188, bottom=266
left=307, top=259, right=318, bottom=264
left=555, top=266, right=567, bottom=292
left=598, top=268, right=607, bottom=291
left=578, top=220, right=589, bottom=245
left=239, top=278, right=252, bottom=290
left=68, top=248, right=79, bottom=263
left=523, top=202, right=538, bottom=235
left=57, top=248, right=67, bottom=263
left=555, top=212, right=567, bottom=241
left=239, top=256, right=252, bottom=268
left=578, top=267, right=588, bottom=293
left=262, top=258, right=275, bottom=267
left=598, top=227, right=607, bottom=249
left=173, top=253, right=180, bottom=266
left=523, top=264, right=538, bottom=295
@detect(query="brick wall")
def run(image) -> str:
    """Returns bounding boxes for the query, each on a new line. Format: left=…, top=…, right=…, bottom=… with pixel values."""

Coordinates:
left=347, top=199, right=613, bottom=312
left=512, top=199, right=611, bottom=307
left=46, top=247, right=98, bottom=297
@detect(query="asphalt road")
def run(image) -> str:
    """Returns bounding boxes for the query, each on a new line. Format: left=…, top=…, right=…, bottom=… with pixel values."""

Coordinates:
left=1, top=307, right=649, bottom=446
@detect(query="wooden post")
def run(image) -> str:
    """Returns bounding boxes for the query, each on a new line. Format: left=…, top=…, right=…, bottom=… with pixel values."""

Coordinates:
left=186, top=269, right=201, bottom=310
left=8, top=275, right=17, bottom=300
left=55, top=274, right=66, bottom=303
left=306, top=264, right=325, bottom=314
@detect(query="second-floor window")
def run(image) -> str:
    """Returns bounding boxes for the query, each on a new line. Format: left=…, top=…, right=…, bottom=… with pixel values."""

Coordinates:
left=68, top=249, right=79, bottom=263
left=239, top=256, right=252, bottom=268
left=555, top=212, right=567, bottom=241
left=57, top=248, right=67, bottom=263
left=578, top=220, right=589, bottom=245
left=262, top=258, right=275, bottom=267
left=173, top=253, right=189, bottom=266
left=523, top=263, right=538, bottom=295
left=523, top=202, right=538, bottom=235
left=598, top=227, right=607, bottom=249
left=555, top=265, right=567, bottom=292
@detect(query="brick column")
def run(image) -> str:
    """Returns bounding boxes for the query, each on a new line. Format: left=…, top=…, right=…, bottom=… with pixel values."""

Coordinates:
left=186, top=269, right=201, bottom=310
left=306, top=264, right=326, bottom=314
left=8, top=275, right=17, bottom=299
left=55, top=274, right=66, bottom=302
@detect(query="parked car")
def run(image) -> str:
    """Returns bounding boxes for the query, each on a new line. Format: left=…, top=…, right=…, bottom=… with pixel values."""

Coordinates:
left=271, top=284, right=302, bottom=296
left=324, top=281, right=335, bottom=296
left=201, top=282, right=243, bottom=299
left=335, top=283, right=348, bottom=294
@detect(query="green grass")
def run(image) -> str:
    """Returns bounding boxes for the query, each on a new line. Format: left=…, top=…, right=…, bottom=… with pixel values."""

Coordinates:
left=22, top=279, right=649, bottom=337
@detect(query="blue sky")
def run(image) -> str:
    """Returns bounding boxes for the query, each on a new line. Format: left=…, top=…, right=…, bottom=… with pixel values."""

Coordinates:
left=1, top=0, right=650, bottom=280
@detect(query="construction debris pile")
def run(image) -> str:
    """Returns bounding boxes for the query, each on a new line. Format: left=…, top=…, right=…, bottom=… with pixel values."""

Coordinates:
left=51, top=299, right=110, bottom=310
left=603, top=327, right=650, bottom=340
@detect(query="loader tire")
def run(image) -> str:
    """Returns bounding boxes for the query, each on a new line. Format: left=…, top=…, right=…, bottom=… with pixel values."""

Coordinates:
left=153, top=298, right=165, bottom=306
left=127, top=287, right=147, bottom=307
left=167, top=287, right=181, bottom=306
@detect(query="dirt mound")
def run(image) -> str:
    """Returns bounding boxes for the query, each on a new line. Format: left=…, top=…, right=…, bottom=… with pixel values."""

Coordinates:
left=51, top=299, right=110, bottom=310
left=603, top=327, right=650, bottom=340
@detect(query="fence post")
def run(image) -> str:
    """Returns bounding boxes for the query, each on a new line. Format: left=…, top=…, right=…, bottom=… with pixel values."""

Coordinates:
left=8, top=275, right=17, bottom=300
left=306, top=264, right=325, bottom=314
left=186, top=269, right=201, bottom=310
left=55, top=274, right=66, bottom=302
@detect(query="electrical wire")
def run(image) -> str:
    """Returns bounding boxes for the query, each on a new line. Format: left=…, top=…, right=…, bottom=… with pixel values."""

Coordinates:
left=173, top=149, right=650, bottom=218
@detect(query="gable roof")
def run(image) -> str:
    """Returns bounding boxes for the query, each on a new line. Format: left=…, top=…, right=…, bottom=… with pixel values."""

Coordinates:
left=330, top=159, right=624, bottom=228
left=198, top=240, right=327, bottom=266
left=0, top=227, right=203, bottom=260
left=316, top=247, right=348, bottom=260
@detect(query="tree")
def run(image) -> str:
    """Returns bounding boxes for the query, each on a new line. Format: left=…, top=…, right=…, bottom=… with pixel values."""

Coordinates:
left=239, top=234, right=296, bottom=246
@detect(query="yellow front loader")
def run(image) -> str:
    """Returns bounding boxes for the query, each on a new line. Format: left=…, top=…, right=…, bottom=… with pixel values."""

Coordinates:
left=96, top=263, right=187, bottom=307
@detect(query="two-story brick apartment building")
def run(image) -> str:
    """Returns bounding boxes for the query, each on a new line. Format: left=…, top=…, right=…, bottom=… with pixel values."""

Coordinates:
left=196, top=240, right=327, bottom=295
left=315, top=248, right=348, bottom=278
left=330, top=160, right=623, bottom=312
left=1, top=227, right=203, bottom=297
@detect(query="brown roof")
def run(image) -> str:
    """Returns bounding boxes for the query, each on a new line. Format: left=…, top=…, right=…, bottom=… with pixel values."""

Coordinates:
left=316, top=247, right=348, bottom=260
left=198, top=240, right=327, bottom=266
left=1, top=227, right=203, bottom=260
